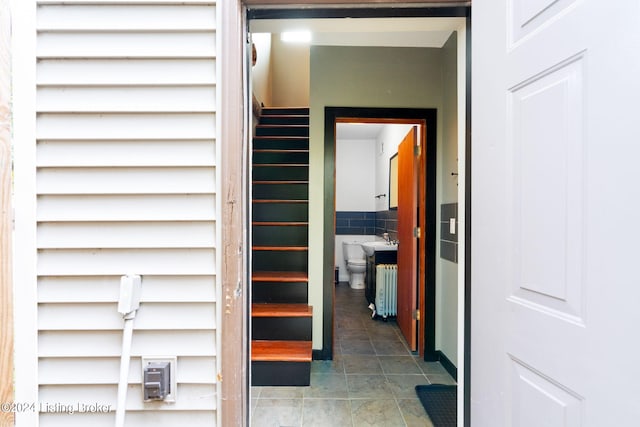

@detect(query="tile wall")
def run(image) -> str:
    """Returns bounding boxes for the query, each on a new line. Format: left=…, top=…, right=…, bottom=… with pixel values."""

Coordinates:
left=335, top=210, right=398, bottom=239
left=440, top=203, right=458, bottom=263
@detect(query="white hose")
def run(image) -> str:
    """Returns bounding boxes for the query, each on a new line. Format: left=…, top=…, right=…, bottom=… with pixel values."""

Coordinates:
left=115, top=311, right=136, bottom=427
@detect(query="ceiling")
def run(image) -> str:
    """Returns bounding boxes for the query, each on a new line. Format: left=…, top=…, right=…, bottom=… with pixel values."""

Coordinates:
left=250, top=17, right=464, bottom=48
left=336, top=123, right=386, bottom=140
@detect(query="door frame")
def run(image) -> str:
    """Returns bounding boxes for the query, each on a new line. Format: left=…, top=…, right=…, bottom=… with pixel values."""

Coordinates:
left=238, top=3, right=472, bottom=426
left=324, top=108, right=437, bottom=361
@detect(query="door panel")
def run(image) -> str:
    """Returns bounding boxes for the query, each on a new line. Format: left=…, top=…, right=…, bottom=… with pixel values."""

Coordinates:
left=397, top=127, right=418, bottom=351
left=473, top=1, right=640, bottom=426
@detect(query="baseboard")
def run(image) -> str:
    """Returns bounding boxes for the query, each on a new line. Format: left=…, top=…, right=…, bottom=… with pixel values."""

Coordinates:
left=436, top=350, right=457, bottom=381
left=312, top=348, right=332, bottom=360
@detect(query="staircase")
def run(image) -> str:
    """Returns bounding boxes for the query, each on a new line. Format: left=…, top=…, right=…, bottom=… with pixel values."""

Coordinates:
left=251, top=107, right=312, bottom=386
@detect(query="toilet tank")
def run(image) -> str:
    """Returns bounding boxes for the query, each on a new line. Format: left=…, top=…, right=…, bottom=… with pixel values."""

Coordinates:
left=342, top=241, right=366, bottom=261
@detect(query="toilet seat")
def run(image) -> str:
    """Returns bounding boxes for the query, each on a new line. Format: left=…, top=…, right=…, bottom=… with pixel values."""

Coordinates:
left=348, top=259, right=366, bottom=267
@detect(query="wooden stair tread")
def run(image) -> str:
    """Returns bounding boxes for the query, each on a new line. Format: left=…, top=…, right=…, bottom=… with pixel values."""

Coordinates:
left=253, top=149, right=309, bottom=153
left=253, top=164, right=308, bottom=167
left=253, top=180, right=308, bottom=184
left=253, top=136, right=309, bottom=140
left=259, top=114, right=309, bottom=118
left=253, top=246, right=308, bottom=251
left=252, top=303, right=312, bottom=317
left=257, top=124, right=308, bottom=128
left=262, top=106, right=308, bottom=109
left=251, top=340, right=312, bottom=362
left=252, top=221, right=308, bottom=226
left=253, top=199, right=308, bottom=204
left=252, top=271, right=308, bottom=282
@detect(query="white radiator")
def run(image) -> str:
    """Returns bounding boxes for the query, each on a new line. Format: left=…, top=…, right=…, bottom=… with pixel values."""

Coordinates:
left=375, top=264, right=398, bottom=318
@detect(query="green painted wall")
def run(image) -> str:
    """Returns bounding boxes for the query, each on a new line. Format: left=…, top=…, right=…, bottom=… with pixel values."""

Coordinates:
left=309, top=45, right=445, bottom=349
left=437, top=32, right=459, bottom=366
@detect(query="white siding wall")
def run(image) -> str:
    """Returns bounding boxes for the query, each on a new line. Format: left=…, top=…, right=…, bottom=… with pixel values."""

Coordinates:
left=33, top=2, right=219, bottom=426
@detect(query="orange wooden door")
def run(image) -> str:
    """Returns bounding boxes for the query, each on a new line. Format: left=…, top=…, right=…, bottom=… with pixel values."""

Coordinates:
left=396, top=127, right=418, bottom=351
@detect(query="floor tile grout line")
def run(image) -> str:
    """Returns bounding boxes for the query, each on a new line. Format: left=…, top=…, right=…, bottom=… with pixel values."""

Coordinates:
left=393, top=390, right=411, bottom=427
left=348, top=398, right=356, bottom=427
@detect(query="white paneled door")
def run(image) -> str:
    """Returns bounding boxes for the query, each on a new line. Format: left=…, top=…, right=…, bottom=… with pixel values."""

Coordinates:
left=472, top=1, right=640, bottom=426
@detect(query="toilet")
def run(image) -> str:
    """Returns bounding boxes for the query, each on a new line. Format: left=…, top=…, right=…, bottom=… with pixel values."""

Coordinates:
left=342, top=241, right=367, bottom=289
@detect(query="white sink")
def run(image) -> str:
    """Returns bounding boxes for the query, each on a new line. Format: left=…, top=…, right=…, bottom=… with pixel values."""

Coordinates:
left=360, top=241, right=398, bottom=257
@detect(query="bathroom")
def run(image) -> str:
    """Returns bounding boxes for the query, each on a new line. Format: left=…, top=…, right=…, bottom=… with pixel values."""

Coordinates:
left=335, top=122, right=413, bottom=294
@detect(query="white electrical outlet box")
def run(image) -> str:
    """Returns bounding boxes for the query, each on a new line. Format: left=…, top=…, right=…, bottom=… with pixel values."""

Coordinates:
left=141, top=356, right=177, bottom=402
left=118, top=274, right=141, bottom=315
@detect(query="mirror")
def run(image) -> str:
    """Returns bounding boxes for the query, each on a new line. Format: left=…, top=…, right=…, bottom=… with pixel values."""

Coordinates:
left=389, top=152, right=398, bottom=210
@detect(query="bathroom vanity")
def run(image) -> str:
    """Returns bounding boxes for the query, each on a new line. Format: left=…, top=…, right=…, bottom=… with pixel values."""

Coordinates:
left=364, top=247, right=397, bottom=305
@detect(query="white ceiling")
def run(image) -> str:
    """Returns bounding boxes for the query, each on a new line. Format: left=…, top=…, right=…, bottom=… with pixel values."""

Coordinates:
left=336, top=123, right=386, bottom=140
left=250, top=17, right=465, bottom=48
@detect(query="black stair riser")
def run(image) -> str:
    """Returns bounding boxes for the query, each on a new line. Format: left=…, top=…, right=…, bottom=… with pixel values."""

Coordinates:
left=256, top=126, right=309, bottom=137
left=253, top=138, right=309, bottom=150
left=261, top=107, right=309, bottom=116
left=253, top=151, right=309, bottom=164
left=253, top=183, right=308, bottom=200
left=259, top=115, right=309, bottom=126
left=253, top=225, right=308, bottom=247
left=253, top=202, right=308, bottom=222
left=251, top=361, right=310, bottom=386
left=253, top=166, right=309, bottom=181
left=252, top=317, right=312, bottom=341
left=252, top=282, right=308, bottom=304
left=253, top=251, right=308, bottom=272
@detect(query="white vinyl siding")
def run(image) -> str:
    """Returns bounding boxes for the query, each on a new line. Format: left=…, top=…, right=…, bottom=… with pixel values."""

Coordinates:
left=34, top=2, right=219, bottom=426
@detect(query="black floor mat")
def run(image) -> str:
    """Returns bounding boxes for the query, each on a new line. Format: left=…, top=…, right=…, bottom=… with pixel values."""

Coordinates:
left=415, top=384, right=457, bottom=427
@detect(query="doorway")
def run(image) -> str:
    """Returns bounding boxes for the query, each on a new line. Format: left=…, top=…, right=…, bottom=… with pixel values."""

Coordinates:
left=244, top=6, right=470, bottom=425
left=324, top=108, right=437, bottom=362
left=333, top=120, right=420, bottom=355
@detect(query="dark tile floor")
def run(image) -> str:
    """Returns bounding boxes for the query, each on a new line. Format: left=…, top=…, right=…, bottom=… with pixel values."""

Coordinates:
left=250, top=283, right=456, bottom=426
